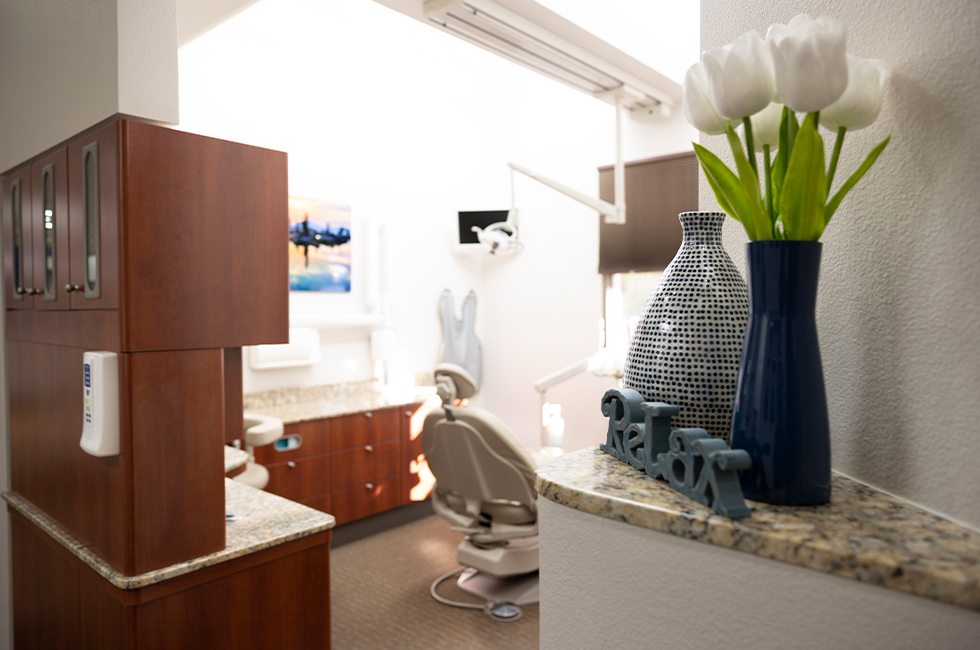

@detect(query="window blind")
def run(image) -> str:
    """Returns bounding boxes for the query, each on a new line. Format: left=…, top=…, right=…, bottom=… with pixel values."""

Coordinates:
left=598, top=151, right=698, bottom=273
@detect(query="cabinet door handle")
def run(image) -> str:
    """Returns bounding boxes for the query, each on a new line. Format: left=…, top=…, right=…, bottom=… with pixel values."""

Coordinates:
left=64, top=283, right=82, bottom=293
left=364, top=411, right=373, bottom=419
left=364, top=444, right=374, bottom=453
left=365, top=483, right=375, bottom=490
left=287, top=461, right=297, bottom=469
left=404, top=410, right=413, bottom=417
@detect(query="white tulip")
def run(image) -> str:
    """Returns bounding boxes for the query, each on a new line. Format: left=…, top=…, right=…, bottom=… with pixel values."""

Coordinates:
left=821, top=55, right=887, bottom=131
left=767, top=15, right=848, bottom=112
left=683, top=60, right=731, bottom=135
left=702, top=31, right=776, bottom=120
left=744, top=102, right=784, bottom=151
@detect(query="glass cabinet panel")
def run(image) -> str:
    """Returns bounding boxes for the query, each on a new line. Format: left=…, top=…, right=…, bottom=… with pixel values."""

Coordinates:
left=83, top=143, right=101, bottom=298
left=11, top=180, right=24, bottom=299
left=42, top=165, right=56, bottom=301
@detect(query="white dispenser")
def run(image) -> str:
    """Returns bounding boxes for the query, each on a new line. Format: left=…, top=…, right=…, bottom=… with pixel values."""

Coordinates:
left=79, top=351, right=120, bottom=457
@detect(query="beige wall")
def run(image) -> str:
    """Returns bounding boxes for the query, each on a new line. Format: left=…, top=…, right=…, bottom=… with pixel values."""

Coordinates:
left=0, top=0, right=178, bottom=172
left=702, top=0, right=980, bottom=529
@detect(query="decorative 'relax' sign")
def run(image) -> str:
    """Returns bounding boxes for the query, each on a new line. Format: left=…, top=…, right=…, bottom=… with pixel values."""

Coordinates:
left=600, top=388, right=752, bottom=519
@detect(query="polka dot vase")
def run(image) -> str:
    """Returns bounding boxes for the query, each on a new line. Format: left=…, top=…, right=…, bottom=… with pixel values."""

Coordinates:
left=623, top=212, right=748, bottom=441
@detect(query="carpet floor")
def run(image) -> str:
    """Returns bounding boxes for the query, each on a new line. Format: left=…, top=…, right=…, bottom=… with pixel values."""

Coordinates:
left=331, top=515, right=539, bottom=649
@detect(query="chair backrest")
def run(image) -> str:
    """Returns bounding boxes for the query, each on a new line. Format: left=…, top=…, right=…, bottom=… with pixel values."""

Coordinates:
left=422, top=406, right=537, bottom=526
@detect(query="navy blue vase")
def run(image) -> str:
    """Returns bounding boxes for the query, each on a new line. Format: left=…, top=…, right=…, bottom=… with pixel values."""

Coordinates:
left=730, top=241, right=831, bottom=505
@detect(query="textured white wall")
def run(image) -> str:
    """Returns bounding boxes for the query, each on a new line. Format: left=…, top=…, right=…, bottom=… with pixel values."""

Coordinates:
left=0, top=0, right=178, bottom=172
left=701, top=0, right=980, bottom=529
left=539, top=499, right=980, bottom=649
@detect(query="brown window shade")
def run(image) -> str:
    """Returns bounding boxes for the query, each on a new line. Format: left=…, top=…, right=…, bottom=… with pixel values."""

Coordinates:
left=598, top=151, right=698, bottom=273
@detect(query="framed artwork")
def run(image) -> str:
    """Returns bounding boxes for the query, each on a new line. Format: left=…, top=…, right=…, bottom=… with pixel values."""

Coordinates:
left=288, top=197, right=352, bottom=293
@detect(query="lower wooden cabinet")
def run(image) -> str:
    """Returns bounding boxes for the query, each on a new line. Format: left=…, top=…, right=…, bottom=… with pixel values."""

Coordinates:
left=10, top=510, right=331, bottom=650
left=258, top=403, right=429, bottom=525
left=331, top=476, right=403, bottom=523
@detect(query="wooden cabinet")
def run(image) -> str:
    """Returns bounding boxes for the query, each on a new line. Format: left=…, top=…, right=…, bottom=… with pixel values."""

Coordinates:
left=2, top=117, right=288, bottom=575
left=10, top=510, right=331, bottom=650
left=3, top=127, right=114, bottom=311
left=2, top=163, right=33, bottom=309
left=255, top=404, right=430, bottom=525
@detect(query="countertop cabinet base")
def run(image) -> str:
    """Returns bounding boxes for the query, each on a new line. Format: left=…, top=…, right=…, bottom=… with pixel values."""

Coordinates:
left=257, top=404, right=431, bottom=525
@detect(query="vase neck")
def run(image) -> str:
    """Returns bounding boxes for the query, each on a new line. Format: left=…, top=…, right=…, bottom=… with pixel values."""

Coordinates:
left=679, top=212, right=725, bottom=246
left=746, top=242, right=822, bottom=313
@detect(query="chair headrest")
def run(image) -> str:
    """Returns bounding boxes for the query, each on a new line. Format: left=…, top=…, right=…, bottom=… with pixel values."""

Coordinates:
left=434, top=362, right=478, bottom=402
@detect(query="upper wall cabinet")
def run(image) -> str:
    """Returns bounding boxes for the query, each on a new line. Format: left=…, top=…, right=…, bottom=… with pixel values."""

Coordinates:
left=2, top=127, right=117, bottom=311
left=2, top=118, right=289, bottom=352
left=68, top=122, right=119, bottom=310
left=2, top=163, right=33, bottom=310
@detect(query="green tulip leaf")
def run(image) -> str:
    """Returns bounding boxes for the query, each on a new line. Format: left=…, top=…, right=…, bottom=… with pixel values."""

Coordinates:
left=825, top=135, right=891, bottom=225
left=771, top=107, right=797, bottom=214
left=724, top=127, right=771, bottom=240
left=778, top=113, right=827, bottom=241
left=692, top=143, right=755, bottom=238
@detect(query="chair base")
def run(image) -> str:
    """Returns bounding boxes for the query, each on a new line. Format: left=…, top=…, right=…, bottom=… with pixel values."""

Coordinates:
left=457, top=567, right=539, bottom=606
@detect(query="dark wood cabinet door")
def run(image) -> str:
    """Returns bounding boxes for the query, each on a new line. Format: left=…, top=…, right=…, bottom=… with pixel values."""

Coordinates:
left=331, top=477, right=402, bottom=525
left=329, top=407, right=401, bottom=450
left=330, top=440, right=401, bottom=491
left=30, top=148, right=70, bottom=310
left=265, top=454, right=331, bottom=501
left=2, top=163, right=34, bottom=310
left=68, top=121, right=119, bottom=309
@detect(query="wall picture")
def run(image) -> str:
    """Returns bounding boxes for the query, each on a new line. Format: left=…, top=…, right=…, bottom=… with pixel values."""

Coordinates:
left=288, top=197, right=352, bottom=293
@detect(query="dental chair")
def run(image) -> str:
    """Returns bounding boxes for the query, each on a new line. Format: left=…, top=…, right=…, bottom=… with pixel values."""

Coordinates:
left=422, top=363, right=539, bottom=621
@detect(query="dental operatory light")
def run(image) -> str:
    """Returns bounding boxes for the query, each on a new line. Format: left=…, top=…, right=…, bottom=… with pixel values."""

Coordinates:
left=413, top=0, right=682, bottom=225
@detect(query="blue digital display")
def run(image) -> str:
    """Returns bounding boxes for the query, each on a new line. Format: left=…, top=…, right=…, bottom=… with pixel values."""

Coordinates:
left=84, top=363, right=91, bottom=388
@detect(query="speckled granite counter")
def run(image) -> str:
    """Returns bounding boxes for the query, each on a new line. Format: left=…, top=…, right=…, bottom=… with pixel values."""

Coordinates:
left=2, top=480, right=334, bottom=590
left=244, top=380, right=436, bottom=424
left=536, top=447, right=980, bottom=612
left=224, top=445, right=250, bottom=473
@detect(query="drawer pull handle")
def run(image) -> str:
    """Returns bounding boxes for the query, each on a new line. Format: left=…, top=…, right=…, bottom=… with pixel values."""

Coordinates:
left=364, top=444, right=374, bottom=453
left=365, top=483, right=375, bottom=490
left=287, top=461, right=297, bottom=469
left=364, top=411, right=373, bottom=418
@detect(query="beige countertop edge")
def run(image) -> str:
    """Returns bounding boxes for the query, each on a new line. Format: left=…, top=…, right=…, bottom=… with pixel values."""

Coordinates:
left=2, top=480, right=335, bottom=591
left=535, top=447, right=980, bottom=613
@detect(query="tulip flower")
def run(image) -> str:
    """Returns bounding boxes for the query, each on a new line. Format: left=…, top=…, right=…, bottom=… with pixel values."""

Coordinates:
left=683, top=61, right=731, bottom=135
left=821, top=55, right=888, bottom=131
left=702, top=32, right=776, bottom=121
left=744, top=102, right=783, bottom=151
left=767, top=15, right=848, bottom=113
left=822, top=55, right=887, bottom=189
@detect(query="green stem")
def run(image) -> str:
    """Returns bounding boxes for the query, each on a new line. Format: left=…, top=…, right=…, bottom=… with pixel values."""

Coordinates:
left=827, top=126, right=847, bottom=191
left=763, top=144, right=774, bottom=227
left=742, top=117, right=758, bottom=177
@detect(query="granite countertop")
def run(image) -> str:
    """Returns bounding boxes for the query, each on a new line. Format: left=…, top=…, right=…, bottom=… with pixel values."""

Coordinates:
left=2, top=480, right=334, bottom=590
left=224, top=445, right=250, bottom=474
left=536, top=447, right=980, bottom=612
left=244, top=380, right=437, bottom=424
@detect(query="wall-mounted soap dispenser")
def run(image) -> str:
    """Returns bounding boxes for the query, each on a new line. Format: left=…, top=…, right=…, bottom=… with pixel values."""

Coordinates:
left=79, top=351, right=120, bottom=457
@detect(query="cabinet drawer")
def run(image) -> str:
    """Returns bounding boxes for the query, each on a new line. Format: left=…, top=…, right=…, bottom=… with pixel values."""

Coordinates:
left=253, top=420, right=329, bottom=465
left=264, top=454, right=330, bottom=501
left=331, top=477, right=402, bottom=525
left=298, top=493, right=333, bottom=516
left=330, top=440, right=400, bottom=491
left=329, top=408, right=401, bottom=450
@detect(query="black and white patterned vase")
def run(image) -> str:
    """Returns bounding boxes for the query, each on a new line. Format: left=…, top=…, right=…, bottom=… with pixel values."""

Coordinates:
left=623, top=212, right=748, bottom=441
